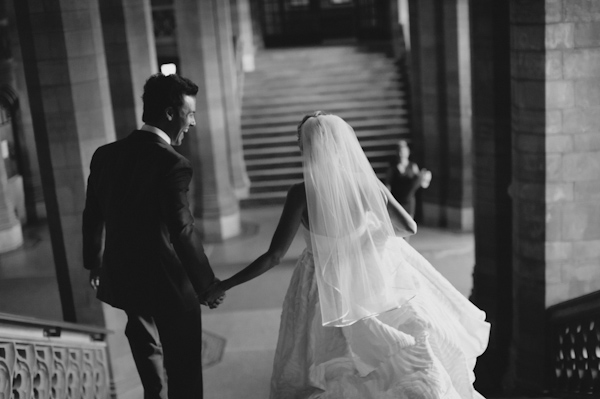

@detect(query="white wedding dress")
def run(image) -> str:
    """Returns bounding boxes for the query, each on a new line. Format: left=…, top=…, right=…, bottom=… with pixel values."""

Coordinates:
left=269, top=227, right=490, bottom=399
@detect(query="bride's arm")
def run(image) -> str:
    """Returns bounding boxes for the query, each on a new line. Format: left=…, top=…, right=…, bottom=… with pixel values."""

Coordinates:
left=382, top=185, right=417, bottom=237
left=218, top=183, right=306, bottom=292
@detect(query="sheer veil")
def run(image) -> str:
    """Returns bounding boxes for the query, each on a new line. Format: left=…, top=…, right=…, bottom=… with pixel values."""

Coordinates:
left=300, top=114, right=417, bottom=327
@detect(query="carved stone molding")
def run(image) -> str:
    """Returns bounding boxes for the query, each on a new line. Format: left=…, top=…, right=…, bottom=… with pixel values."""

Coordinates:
left=0, top=341, right=109, bottom=399
left=0, top=313, right=111, bottom=399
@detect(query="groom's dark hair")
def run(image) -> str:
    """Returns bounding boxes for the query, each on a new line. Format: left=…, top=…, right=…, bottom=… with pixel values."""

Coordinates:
left=142, top=73, right=198, bottom=124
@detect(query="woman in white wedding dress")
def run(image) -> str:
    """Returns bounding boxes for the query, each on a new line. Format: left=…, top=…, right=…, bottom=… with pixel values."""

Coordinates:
left=210, top=112, right=490, bottom=399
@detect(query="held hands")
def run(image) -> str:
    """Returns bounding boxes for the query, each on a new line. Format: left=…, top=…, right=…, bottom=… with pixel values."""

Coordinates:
left=200, top=279, right=226, bottom=309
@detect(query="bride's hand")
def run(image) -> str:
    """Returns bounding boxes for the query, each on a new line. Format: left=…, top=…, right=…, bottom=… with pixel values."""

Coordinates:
left=204, top=281, right=226, bottom=309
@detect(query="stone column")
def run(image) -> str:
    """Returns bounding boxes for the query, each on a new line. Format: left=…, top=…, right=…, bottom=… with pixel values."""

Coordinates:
left=100, top=0, right=158, bottom=139
left=442, top=0, right=473, bottom=230
left=0, top=0, right=22, bottom=252
left=508, top=0, right=600, bottom=391
left=14, top=0, right=115, bottom=325
left=469, top=0, right=512, bottom=394
left=6, top=0, right=44, bottom=222
left=234, top=0, right=256, bottom=72
left=407, top=0, right=423, bottom=169
left=408, top=0, right=473, bottom=229
left=407, top=0, right=445, bottom=224
left=0, top=140, right=22, bottom=252
left=216, top=0, right=250, bottom=199
left=174, top=0, right=241, bottom=241
left=389, top=0, right=410, bottom=60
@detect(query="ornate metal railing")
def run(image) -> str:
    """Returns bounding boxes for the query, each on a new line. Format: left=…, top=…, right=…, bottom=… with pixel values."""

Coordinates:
left=0, top=312, right=112, bottom=399
left=547, top=290, right=600, bottom=397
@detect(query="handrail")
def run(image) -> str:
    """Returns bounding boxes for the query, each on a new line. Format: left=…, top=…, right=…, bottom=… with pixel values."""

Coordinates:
left=546, top=290, right=600, bottom=397
left=0, top=311, right=111, bottom=337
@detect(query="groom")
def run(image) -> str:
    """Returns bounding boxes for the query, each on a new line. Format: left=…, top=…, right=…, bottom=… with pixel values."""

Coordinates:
left=83, top=73, right=222, bottom=399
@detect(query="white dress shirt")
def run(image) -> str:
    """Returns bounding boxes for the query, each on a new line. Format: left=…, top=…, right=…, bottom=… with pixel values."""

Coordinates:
left=140, top=124, right=171, bottom=145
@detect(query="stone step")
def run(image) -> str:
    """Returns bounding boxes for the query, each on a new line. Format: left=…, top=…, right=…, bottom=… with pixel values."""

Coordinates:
left=244, top=79, right=405, bottom=99
left=243, top=131, right=406, bottom=151
left=240, top=192, right=289, bottom=208
left=242, top=91, right=406, bottom=109
left=254, top=49, right=394, bottom=68
left=245, top=155, right=303, bottom=170
left=243, top=136, right=406, bottom=158
left=244, top=149, right=399, bottom=171
left=241, top=99, right=406, bottom=119
left=248, top=169, right=303, bottom=182
left=243, top=120, right=408, bottom=139
left=240, top=44, right=408, bottom=207
left=241, top=172, right=392, bottom=208
left=242, top=107, right=407, bottom=129
left=247, top=160, right=391, bottom=182
left=244, top=72, right=401, bottom=93
left=250, top=54, right=397, bottom=74
left=246, top=64, right=400, bottom=85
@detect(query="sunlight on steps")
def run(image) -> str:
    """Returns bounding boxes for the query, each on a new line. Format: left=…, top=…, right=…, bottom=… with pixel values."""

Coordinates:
left=241, top=43, right=410, bottom=207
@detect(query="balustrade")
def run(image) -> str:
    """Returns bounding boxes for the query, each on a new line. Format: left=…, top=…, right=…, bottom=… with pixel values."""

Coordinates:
left=0, top=313, right=111, bottom=399
left=547, top=291, right=600, bottom=397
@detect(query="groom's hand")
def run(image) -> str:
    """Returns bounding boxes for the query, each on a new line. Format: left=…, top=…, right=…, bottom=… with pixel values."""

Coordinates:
left=89, top=268, right=101, bottom=290
left=200, top=280, right=226, bottom=309
left=206, top=283, right=226, bottom=309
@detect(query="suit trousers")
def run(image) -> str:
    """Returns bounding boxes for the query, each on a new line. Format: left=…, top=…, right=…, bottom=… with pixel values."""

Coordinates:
left=125, top=304, right=204, bottom=399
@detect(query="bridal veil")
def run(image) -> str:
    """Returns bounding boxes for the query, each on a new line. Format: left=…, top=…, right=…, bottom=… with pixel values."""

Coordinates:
left=300, top=114, right=418, bottom=327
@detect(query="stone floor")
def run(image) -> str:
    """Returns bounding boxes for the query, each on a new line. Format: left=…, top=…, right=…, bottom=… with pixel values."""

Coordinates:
left=0, top=205, right=548, bottom=399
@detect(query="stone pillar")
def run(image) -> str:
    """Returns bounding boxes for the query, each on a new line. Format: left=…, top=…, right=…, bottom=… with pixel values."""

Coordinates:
left=174, top=0, right=241, bottom=241
left=14, top=0, right=115, bottom=325
left=100, top=0, right=158, bottom=139
left=399, top=0, right=410, bottom=52
left=442, top=0, right=473, bottom=230
left=6, top=0, right=44, bottom=222
left=216, top=0, right=250, bottom=199
left=389, top=0, right=410, bottom=61
left=408, top=0, right=473, bottom=229
left=508, top=0, right=600, bottom=392
left=407, top=0, right=423, bottom=168
left=469, top=0, right=512, bottom=394
left=407, top=0, right=444, bottom=224
left=0, top=0, right=22, bottom=252
left=0, top=141, right=22, bottom=252
left=234, top=0, right=256, bottom=72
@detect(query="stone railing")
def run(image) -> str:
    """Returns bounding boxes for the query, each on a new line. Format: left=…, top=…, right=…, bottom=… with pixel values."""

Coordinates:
left=547, top=290, right=600, bottom=397
left=0, top=312, right=111, bottom=399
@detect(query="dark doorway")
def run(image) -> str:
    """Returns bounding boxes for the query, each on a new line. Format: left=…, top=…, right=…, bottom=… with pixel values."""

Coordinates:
left=258, top=0, right=391, bottom=47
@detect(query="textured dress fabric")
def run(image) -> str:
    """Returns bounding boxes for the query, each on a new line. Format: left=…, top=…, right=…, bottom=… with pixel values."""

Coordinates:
left=270, top=228, right=489, bottom=399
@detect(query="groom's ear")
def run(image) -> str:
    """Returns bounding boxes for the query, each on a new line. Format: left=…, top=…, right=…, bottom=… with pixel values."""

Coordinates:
left=165, top=106, right=175, bottom=121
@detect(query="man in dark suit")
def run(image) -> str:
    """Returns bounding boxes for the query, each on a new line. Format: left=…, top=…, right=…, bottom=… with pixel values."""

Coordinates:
left=83, top=73, right=222, bottom=399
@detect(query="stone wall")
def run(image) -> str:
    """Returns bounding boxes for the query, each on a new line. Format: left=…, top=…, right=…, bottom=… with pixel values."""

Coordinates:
left=509, top=0, right=600, bottom=391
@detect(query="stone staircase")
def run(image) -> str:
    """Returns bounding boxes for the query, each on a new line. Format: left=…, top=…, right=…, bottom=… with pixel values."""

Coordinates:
left=240, top=43, right=410, bottom=207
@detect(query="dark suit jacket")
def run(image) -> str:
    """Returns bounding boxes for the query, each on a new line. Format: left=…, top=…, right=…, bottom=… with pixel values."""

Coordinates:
left=82, top=130, right=215, bottom=315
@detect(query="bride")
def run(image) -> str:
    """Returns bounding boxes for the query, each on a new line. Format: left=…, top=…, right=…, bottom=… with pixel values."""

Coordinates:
left=208, top=112, right=490, bottom=398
